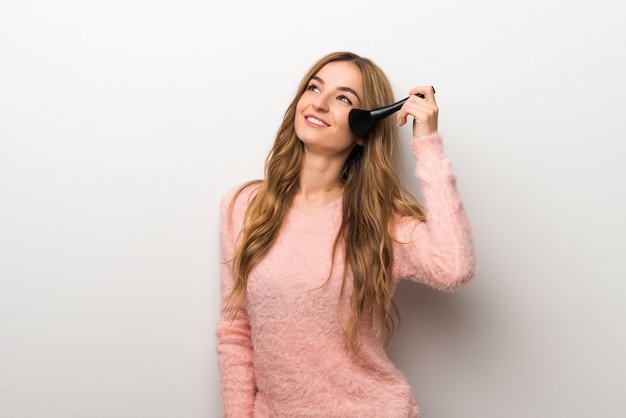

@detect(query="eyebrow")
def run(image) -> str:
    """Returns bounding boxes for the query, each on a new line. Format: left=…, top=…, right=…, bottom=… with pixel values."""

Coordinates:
left=310, top=75, right=361, bottom=103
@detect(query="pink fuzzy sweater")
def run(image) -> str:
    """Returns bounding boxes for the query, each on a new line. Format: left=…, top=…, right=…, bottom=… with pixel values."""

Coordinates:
left=217, top=134, right=476, bottom=417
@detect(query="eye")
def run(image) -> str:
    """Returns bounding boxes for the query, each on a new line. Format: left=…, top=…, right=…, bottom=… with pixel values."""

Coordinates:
left=338, top=95, right=353, bottom=105
left=306, top=84, right=320, bottom=93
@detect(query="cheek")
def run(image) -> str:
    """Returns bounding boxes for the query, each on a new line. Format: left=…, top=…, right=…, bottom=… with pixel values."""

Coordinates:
left=295, top=99, right=304, bottom=113
left=294, top=100, right=306, bottom=122
left=295, top=94, right=308, bottom=112
left=294, top=106, right=304, bottom=126
left=337, top=109, right=352, bottom=131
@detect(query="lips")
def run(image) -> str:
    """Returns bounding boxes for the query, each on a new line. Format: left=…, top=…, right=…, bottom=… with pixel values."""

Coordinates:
left=304, top=114, right=330, bottom=127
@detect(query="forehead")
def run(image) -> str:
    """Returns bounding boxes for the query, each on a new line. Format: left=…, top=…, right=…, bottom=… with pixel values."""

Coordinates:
left=313, top=61, right=363, bottom=93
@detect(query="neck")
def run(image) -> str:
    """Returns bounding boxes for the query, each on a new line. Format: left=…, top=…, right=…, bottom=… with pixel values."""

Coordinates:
left=293, top=154, right=344, bottom=211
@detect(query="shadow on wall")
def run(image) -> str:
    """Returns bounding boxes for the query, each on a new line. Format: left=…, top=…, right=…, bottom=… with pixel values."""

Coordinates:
left=387, top=278, right=503, bottom=403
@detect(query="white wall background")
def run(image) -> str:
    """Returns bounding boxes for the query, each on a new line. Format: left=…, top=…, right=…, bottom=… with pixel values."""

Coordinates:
left=1, top=0, right=624, bottom=417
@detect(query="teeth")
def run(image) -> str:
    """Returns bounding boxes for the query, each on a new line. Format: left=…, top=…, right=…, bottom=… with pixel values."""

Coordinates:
left=307, top=116, right=328, bottom=127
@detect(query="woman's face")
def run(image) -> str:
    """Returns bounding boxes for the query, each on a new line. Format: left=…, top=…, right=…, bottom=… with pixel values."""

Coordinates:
left=294, top=61, right=364, bottom=157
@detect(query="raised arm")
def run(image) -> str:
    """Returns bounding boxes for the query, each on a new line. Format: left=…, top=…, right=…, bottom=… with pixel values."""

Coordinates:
left=393, top=86, right=475, bottom=289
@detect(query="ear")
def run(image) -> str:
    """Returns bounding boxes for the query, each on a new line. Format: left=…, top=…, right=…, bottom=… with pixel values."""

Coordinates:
left=354, top=136, right=364, bottom=147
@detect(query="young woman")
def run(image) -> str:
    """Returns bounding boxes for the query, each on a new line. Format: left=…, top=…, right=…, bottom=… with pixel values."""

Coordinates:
left=217, top=51, right=476, bottom=417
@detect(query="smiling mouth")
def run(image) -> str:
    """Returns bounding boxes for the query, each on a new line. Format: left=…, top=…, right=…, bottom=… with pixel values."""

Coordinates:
left=306, top=116, right=329, bottom=127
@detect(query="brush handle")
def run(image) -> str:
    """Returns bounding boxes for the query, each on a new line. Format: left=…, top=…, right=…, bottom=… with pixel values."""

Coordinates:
left=369, top=93, right=425, bottom=122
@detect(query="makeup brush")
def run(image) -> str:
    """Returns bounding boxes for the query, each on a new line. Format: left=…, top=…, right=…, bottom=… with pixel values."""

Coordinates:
left=348, top=93, right=426, bottom=140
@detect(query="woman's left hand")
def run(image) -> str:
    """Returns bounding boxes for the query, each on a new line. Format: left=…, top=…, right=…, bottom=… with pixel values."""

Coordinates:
left=397, top=86, right=438, bottom=138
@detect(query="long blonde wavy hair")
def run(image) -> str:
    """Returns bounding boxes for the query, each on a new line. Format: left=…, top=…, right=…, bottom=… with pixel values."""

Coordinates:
left=226, top=51, right=425, bottom=350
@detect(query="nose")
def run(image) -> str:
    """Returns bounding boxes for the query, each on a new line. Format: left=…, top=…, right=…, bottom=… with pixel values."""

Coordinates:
left=312, top=95, right=329, bottom=112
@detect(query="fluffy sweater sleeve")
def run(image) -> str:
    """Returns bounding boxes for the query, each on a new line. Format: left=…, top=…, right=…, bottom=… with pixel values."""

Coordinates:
left=393, top=133, right=476, bottom=290
left=216, top=188, right=256, bottom=418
